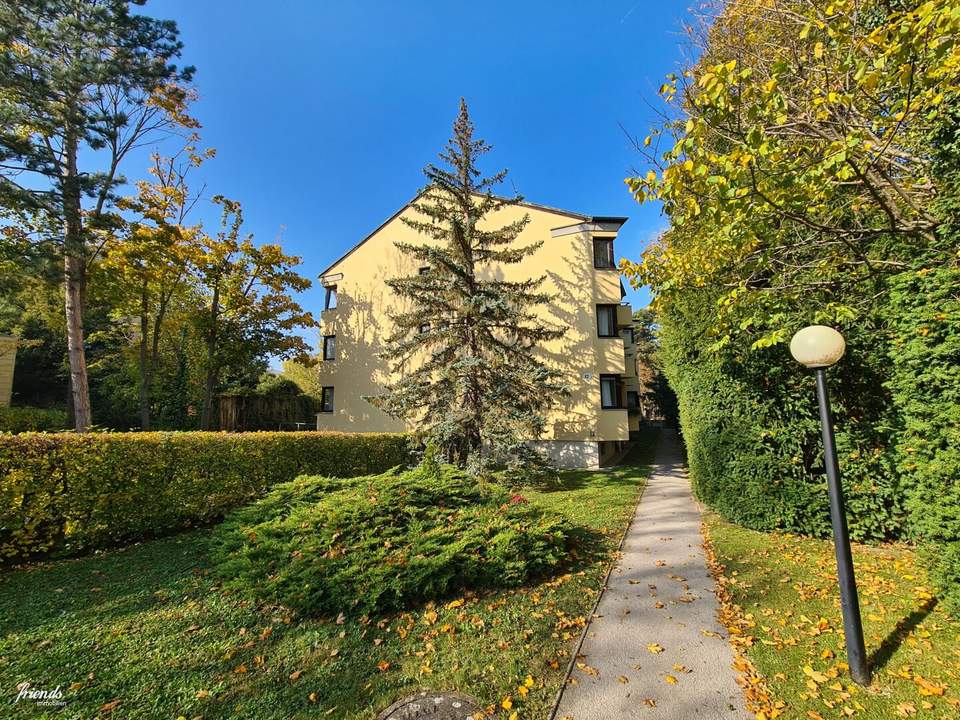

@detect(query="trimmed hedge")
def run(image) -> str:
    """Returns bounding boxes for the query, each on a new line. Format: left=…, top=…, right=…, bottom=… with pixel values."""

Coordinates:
left=884, top=266, right=960, bottom=613
left=0, top=406, right=68, bottom=433
left=0, top=431, right=411, bottom=562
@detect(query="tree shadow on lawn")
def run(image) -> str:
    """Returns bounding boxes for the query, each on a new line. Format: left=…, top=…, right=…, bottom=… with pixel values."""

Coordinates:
left=526, top=440, right=658, bottom=494
left=0, top=514, right=614, bottom=719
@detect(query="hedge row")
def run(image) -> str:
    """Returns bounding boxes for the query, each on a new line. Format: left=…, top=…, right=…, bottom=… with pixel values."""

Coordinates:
left=0, top=406, right=69, bottom=433
left=660, top=266, right=960, bottom=614
left=0, top=431, right=411, bottom=562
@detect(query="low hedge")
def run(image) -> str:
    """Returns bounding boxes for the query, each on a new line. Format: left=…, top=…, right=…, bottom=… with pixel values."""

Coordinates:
left=0, top=406, right=69, bottom=433
left=0, top=431, right=411, bottom=562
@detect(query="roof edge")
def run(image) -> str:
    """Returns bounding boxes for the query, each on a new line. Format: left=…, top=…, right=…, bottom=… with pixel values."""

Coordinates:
left=319, top=193, right=622, bottom=278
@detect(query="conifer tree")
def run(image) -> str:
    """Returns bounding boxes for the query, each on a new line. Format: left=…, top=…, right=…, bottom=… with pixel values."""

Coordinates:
left=373, top=99, right=565, bottom=470
left=0, top=0, right=195, bottom=430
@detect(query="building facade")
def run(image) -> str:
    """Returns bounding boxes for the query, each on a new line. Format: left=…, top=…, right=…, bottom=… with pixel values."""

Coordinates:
left=0, top=336, right=16, bottom=407
left=315, top=197, right=640, bottom=468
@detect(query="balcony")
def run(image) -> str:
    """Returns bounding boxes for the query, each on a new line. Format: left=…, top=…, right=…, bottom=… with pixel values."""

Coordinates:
left=617, top=304, right=633, bottom=328
left=596, top=339, right=626, bottom=374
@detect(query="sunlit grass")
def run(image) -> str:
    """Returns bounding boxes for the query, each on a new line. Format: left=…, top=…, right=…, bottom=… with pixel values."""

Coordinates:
left=0, top=433, right=656, bottom=719
left=705, top=513, right=960, bottom=720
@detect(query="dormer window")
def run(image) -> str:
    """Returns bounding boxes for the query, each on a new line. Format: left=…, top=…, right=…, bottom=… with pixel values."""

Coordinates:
left=593, top=238, right=615, bottom=269
left=324, top=285, right=338, bottom=310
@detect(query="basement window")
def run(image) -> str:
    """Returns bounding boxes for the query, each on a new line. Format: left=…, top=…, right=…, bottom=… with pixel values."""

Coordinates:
left=419, top=322, right=431, bottom=334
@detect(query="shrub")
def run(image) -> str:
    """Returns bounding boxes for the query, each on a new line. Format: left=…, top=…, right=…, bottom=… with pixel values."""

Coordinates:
left=0, top=431, right=411, bottom=561
left=0, top=406, right=68, bottom=433
left=659, top=291, right=903, bottom=544
left=884, top=266, right=960, bottom=613
left=209, top=463, right=572, bottom=616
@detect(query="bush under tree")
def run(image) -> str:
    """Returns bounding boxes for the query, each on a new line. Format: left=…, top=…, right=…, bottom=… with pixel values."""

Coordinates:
left=209, top=459, right=572, bottom=616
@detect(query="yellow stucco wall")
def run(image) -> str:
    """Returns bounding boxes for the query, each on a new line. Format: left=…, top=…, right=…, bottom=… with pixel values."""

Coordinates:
left=0, top=336, right=17, bottom=408
left=315, top=201, right=633, bottom=443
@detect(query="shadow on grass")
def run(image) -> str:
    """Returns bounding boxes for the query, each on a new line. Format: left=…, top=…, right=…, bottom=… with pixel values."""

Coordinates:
left=526, top=430, right=660, bottom=493
left=868, top=596, right=939, bottom=673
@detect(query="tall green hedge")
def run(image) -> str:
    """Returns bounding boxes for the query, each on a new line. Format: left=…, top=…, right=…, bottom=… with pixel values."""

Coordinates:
left=659, top=266, right=960, bottom=612
left=884, top=266, right=960, bottom=613
left=659, top=290, right=904, bottom=544
left=0, top=431, right=411, bottom=562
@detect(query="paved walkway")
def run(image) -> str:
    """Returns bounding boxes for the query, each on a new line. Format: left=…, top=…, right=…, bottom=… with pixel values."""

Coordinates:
left=553, top=431, right=747, bottom=720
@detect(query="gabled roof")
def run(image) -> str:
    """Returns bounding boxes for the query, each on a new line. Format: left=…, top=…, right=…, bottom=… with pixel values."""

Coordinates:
left=318, top=194, right=628, bottom=279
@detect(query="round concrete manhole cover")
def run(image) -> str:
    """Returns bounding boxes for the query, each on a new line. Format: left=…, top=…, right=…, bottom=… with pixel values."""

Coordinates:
left=377, top=691, right=483, bottom=720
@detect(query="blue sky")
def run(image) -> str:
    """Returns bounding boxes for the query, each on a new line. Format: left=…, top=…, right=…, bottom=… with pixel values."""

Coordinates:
left=143, top=0, right=694, bottom=347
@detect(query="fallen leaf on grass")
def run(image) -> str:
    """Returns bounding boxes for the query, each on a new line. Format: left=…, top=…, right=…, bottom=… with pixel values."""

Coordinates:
left=377, top=661, right=390, bottom=672
left=99, top=700, right=121, bottom=713
left=289, top=670, right=302, bottom=681
left=233, top=664, right=248, bottom=674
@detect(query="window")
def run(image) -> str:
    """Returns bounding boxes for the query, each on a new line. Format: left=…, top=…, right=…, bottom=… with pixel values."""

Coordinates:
left=418, top=266, right=430, bottom=275
left=627, top=390, right=640, bottom=409
left=600, top=375, right=622, bottom=409
left=320, top=386, right=334, bottom=413
left=418, top=322, right=431, bottom=334
left=622, top=327, right=635, bottom=345
left=324, top=285, right=338, bottom=310
left=596, top=304, right=618, bottom=337
left=322, top=335, right=336, bottom=361
left=593, top=238, right=615, bottom=269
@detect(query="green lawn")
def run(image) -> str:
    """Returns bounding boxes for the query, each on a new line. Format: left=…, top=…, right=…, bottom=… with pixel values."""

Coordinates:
left=0, top=433, right=656, bottom=720
left=704, top=513, right=960, bottom=720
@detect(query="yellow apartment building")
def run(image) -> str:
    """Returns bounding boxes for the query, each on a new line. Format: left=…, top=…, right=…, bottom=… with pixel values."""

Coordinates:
left=314, top=196, right=643, bottom=468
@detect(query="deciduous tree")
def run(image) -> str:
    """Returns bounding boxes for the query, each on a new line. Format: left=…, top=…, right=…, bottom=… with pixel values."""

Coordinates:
left=193, top=197, right=315, bottom=429
left=0, top=0, right=195, bottom=430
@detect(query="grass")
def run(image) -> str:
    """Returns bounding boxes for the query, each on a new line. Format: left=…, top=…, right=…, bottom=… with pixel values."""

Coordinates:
left=0, top=431, right=656, bottom=720
left=704, top=512, right=960, bottom=720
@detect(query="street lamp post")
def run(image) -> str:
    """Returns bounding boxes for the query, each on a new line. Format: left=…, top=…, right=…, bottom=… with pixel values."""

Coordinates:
left=789, top=325, right=872, bottom=686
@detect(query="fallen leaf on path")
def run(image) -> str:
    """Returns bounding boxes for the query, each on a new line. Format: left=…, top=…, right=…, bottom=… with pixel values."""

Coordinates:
left=647, top=643, right=665, bottom=654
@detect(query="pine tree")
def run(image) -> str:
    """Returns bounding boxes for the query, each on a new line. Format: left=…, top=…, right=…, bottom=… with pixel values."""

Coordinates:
left=0, top=0, right=195, bottom=430
left=373, top=99, right=565, bottom=470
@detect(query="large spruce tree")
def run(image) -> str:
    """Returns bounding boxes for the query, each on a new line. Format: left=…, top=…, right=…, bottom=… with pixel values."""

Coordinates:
left=373, top=99, right=564, bottom=470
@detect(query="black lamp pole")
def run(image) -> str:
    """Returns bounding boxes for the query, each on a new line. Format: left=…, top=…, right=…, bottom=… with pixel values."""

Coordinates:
left=814, top=367, right=871, bottom=686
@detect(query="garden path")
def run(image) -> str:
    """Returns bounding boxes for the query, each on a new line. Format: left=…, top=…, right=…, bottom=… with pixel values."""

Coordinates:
left=552, top=430, right=748, bottom=720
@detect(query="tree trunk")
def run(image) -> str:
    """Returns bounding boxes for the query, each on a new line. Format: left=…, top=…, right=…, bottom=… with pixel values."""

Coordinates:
left=62, top=129, right=92, bottom=432
left=200, top=284, right=220, bottom=430
left=138, top=279, right=151, bottom=430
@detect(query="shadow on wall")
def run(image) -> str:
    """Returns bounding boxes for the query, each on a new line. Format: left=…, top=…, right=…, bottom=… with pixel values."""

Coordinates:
left=319, top=250, right=425, bottom=430
left=542, top=236, right=603, bottom=439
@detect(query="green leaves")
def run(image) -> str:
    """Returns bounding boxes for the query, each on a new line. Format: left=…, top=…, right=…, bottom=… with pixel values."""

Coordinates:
left=376, top=100, right=565, bottom=469
left=209, top=463, right=572, bottom=616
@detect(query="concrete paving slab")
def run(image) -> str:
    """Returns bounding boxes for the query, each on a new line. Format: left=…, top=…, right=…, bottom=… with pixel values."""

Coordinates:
left=553, top=430, right=748, bottom=720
